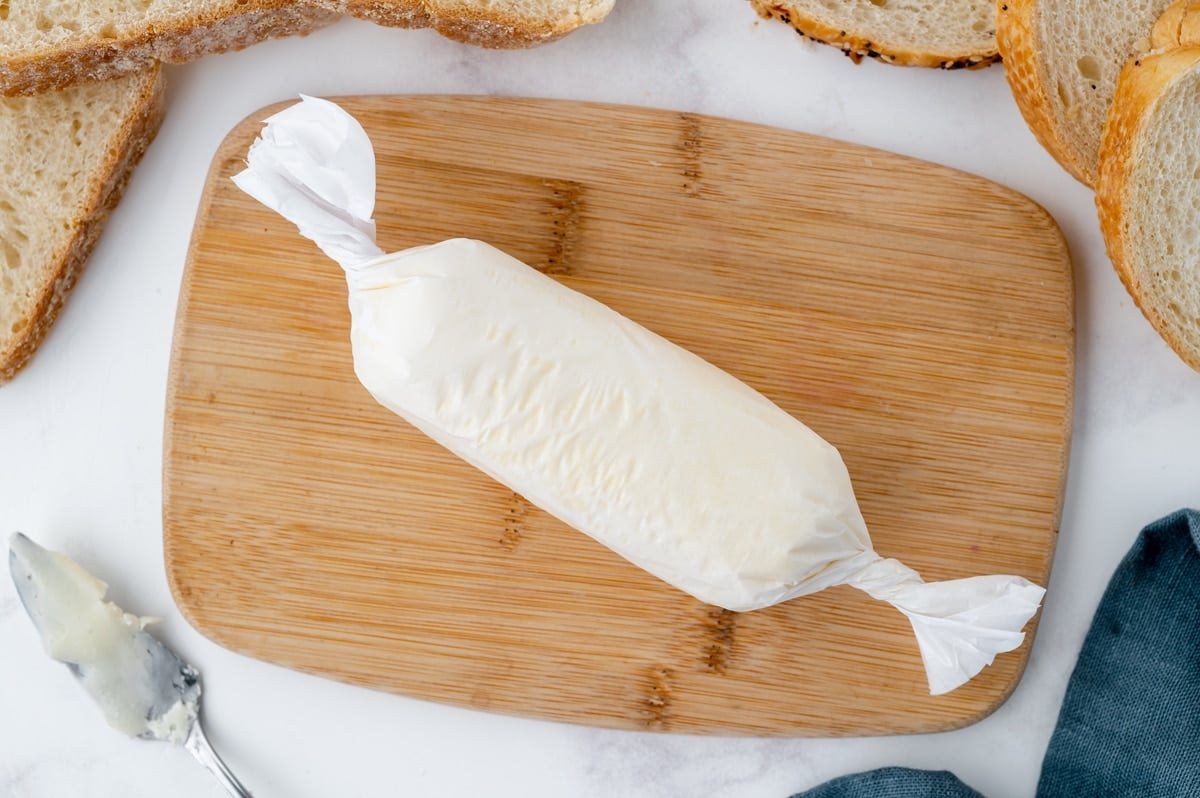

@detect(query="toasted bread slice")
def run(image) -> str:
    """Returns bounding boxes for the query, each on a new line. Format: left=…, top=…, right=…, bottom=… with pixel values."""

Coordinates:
left=1096, top=46, right=1200, bottom=370
left=750, top=0, right=1000, bottom=69
left=0, top=68, right=165, bottom=382
left=997, top=0, right=1174, bottom=185
left=0, top=0, right=614, bottom=97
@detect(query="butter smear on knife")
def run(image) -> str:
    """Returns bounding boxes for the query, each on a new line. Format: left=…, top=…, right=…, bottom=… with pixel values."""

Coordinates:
left=8, top=533, right=199, bottom=743
left=232, top=95, right=1046, bottom=695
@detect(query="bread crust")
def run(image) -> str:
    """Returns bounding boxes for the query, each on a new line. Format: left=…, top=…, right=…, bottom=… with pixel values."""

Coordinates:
left=1149, top=0, right=1200, bottom=48
left=996, top=0, right=1097, bottom=185
left=330, top=0, right=613, bottom=48
left=750, top=0, right=1000, bottom=69
left=1095, top=47, right=1200, bottom=371
left=0, top=0, right=614, bottom=95
left=0, top=69, right=168, bottom=382
left=0, top=3, right=339, bottom=96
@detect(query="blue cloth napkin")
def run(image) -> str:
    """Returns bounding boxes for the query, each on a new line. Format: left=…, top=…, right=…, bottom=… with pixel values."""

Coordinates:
left=791, top=767, right=984, bottom=797
left=790, top=509, right=1200, bottom=798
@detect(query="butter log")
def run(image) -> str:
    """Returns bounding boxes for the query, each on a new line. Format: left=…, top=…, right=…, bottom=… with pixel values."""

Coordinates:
left=233, top=96, right=1046, bottom=695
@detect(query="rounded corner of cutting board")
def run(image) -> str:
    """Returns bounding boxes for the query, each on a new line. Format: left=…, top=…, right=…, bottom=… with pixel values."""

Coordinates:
left=160, top=505, right=217, bottom=644
left=222, top=99, right=294, bottom=142
left=165, top=95, right=1072, bottom=737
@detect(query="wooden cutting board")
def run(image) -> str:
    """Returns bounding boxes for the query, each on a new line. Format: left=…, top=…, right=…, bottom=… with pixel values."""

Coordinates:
left=164, top=95, right=1073, bottom=737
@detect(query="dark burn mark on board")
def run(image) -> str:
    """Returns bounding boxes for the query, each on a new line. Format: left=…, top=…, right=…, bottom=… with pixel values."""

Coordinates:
left=500, top=491, right=528, bottom=551
left=703, top=607, right=737, bottom=673
left=537, top=179, right=583, bottom=275
left=643, top=665, right=674, bottom=730
left=679, top=113, right=703, bottom=198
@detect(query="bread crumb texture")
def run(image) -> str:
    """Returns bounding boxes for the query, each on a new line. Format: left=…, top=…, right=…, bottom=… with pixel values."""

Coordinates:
left=0, top=0, right=234, bottom=48
left=0, top=2, right=336, bottom=94
left=0, top=0, right=612, bottom=43
left=752, top=0, right=999, bottom=67
left=1121, top=60, right=1200, bottom=367
left=0, top=70, right=162, bottom=380
left=0, top=1, right=614, bottom=93
left=0, top=84, right=115, bottom=330
left=1002, top=0, right=1173, bottom=185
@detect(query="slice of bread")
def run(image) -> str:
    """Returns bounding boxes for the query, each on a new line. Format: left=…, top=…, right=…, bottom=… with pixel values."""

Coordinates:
left=0, top=0, right=615, bottom=97
left=750, top=0, right=1000, bottom=69
left=1095, top=46, right=1200, bottom=370
left=997, top=0, right=1174, bottom=186
left=322, top=0, right=615, bottom=48
left=0, top=68, right=165, bottom=382
left=0, top=1, right=339, bottom=96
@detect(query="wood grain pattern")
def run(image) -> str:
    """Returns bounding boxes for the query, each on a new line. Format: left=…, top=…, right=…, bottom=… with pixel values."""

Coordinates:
left=164, top=96, right=1073, bottom=737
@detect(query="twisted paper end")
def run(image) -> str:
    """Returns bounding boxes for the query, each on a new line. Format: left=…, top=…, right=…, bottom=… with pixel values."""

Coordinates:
left=848, top=556, right=1046, bottom=695
left=231, top=95, right=384, bottom=270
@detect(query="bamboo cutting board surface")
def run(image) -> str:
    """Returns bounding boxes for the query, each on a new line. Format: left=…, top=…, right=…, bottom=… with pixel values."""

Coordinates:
left=164, top=95, right=1073, bottom=737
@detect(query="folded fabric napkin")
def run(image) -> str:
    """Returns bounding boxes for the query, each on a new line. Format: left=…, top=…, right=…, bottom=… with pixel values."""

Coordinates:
left=792, top=767, right=984, bottom=797
left=790, top=508, right=1200, bottom=798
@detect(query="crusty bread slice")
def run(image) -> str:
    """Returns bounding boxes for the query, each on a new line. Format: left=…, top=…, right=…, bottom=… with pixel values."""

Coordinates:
left=997, top=0, right=1174, bottom=186
left=322, top=0, right=615, bottom=48
left=0, top=68, right=165, bottom=382
left=0, top=1, right=338, bottom=96
left=0, top=0, right=614, bottom=97
left=750, top=0, right=1000, bottom=69
left=1095, top=46, right=1200, bottom=370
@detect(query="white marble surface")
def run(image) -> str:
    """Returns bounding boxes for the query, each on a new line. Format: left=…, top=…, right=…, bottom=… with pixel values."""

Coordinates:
left=3, top=1, right=1200, bottom=796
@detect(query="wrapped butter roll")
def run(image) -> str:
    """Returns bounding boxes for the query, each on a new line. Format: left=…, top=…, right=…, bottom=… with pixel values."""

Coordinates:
left=233, top=96, right=1046, bottom=695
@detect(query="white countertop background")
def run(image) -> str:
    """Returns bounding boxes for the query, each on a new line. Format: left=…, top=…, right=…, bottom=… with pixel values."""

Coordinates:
left=3, top=1, right=1199, bottom=796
